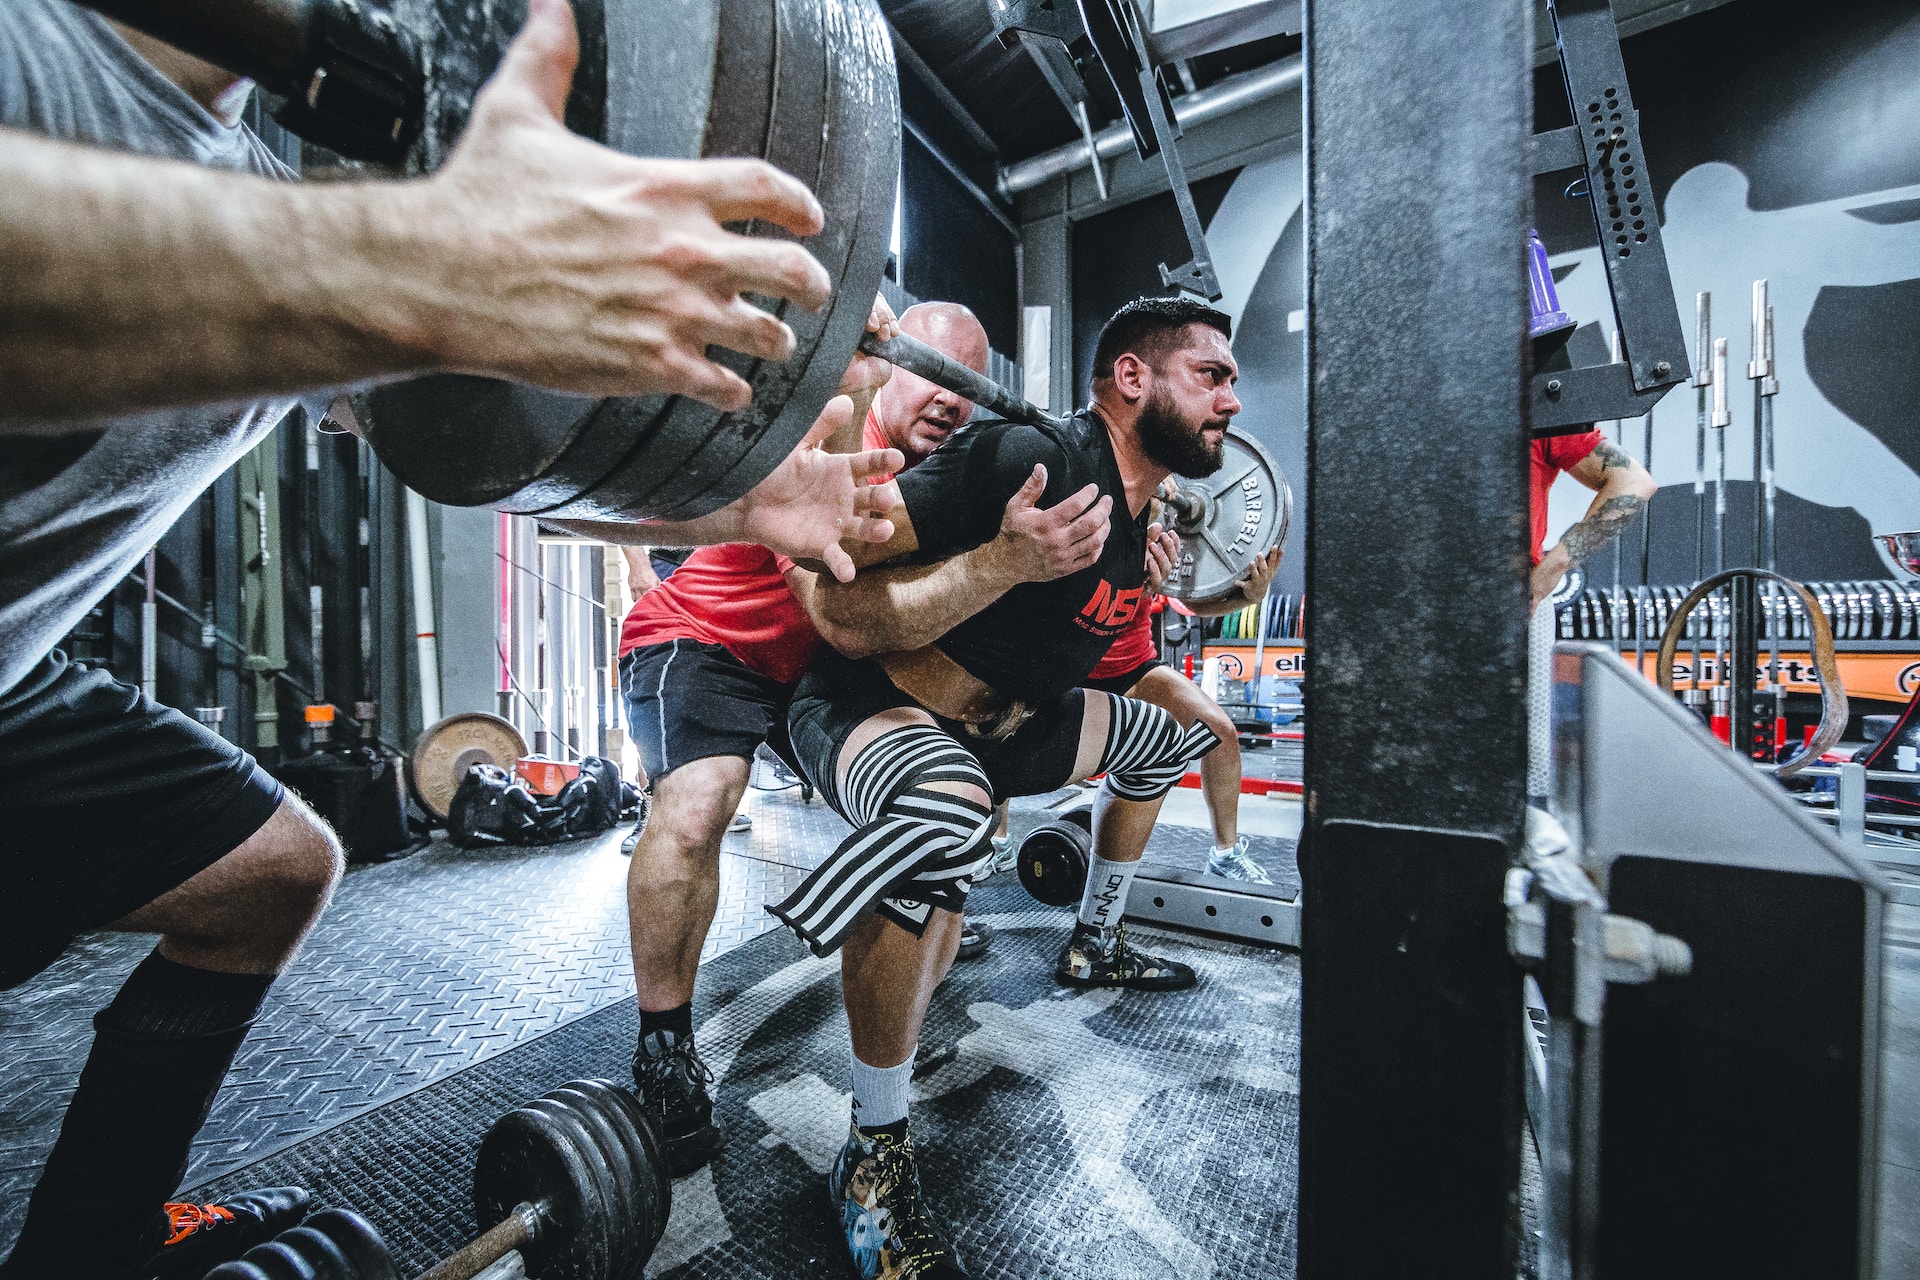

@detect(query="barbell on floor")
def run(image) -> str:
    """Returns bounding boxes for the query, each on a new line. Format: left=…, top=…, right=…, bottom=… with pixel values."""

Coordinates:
left=204, top=1079, right=669, bottom=1280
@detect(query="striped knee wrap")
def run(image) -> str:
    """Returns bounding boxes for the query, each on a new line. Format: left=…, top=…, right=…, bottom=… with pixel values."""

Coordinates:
left=768, top=726, right=995, bottom=956
left=1098, top=693, right=1222, bottom=801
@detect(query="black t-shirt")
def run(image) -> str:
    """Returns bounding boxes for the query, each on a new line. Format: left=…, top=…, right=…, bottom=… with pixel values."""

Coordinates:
left=894, top=411, right=1150, bottom=703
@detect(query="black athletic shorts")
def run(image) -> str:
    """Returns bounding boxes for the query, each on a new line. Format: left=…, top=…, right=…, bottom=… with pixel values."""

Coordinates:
left=787, top=647, right=1087, bottom=809
left=0, top=652, right=286, bottom=989
left=620, top=639, right=795, bottom=781
left=1080, top=657, right=1165, bottom=697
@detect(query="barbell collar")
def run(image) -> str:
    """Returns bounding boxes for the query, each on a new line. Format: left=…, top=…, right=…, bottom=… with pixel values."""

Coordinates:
left=858, top=332, right=1058, bottom=429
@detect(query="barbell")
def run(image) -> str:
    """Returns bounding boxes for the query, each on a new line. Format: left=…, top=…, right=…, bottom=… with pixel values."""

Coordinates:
left=204, top=1079, right=670, bottom=1280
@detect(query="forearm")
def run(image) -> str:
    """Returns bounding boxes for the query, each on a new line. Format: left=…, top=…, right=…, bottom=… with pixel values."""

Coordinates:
left=813, top=543, right=1022, bottom=658
left=1554, top=484, right=1649, bottom=565
left=0, top=131, right=445, bottom=429
left=548, top=510, right=748, bottom=548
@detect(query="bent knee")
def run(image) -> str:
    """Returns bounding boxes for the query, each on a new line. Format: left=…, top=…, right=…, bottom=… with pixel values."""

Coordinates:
left=246, top=797, right=344, bottom=921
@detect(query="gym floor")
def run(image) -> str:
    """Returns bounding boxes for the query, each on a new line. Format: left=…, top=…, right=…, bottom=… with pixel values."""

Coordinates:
left=2, top=779, right=1914, bottom=1278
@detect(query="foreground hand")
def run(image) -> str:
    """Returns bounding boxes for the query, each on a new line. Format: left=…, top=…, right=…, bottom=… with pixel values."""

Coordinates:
left=988, top=465, right=1112, bottom=583
left=734, top=397, right=902, bottom=581
left=1145, top=522, right=1181, bottom=591
left=424, top=0, right=833, bottom=407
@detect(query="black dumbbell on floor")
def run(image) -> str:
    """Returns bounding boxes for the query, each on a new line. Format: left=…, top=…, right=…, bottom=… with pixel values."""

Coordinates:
left=205, top=1079, right=668, bottom=1280
left=1015, top=802, right=1094, bottom=907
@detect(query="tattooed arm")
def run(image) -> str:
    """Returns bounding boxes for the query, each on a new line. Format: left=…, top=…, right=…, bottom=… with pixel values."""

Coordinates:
left=1531, top=437, right=1657, bottom=608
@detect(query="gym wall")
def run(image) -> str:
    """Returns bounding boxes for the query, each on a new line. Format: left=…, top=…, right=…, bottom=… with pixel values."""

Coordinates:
left=1047, top=0, right=1920, bottom=599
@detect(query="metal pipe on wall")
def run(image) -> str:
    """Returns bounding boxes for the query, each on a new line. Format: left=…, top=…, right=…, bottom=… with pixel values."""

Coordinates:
left=406, top=488, right=442, bottom=727
left=998, top=55, right=1303, bottom=196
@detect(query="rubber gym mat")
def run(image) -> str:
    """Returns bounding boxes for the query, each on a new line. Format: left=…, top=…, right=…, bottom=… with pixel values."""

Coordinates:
left=191, top=876, right=1304, bottom=1279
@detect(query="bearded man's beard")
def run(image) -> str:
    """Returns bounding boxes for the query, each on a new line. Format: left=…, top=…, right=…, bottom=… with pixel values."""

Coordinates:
left=1136, top=387, right=1227, bottom=477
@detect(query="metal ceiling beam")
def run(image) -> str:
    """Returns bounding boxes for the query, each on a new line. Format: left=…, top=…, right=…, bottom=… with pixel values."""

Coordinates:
left=997, top=52, right=1302, bottom=196
left=888, top=22, right=1003, bottom=161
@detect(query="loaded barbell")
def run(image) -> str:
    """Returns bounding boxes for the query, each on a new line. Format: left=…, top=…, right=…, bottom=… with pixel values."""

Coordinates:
left=1015, top=801, right=1094, bottom=907
left=205, top=1079, right=669, bottom=1280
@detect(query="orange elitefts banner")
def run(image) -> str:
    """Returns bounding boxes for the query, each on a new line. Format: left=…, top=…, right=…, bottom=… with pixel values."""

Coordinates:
left=1203, top=641, right=1920, bottom=705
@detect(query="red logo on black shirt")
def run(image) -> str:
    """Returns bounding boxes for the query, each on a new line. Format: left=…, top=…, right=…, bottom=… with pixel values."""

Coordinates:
left=1079, top=581, right=1144, bottom=631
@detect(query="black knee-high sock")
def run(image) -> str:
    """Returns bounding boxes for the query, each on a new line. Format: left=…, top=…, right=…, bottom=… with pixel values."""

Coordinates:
left=1, top=950, right=274, bottom=1279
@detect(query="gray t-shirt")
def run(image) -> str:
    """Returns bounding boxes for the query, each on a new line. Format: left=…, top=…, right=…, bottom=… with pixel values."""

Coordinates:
left=0, top=0, right=297, bottom=697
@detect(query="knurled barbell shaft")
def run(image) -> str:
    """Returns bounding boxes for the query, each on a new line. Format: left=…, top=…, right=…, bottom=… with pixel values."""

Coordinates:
left=416, top=1202, right=538, bottom=1280
left=858, top=332, right=1058, bottom=429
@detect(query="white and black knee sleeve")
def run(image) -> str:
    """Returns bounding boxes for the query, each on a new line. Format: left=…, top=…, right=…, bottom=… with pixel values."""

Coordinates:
left=769, top=726, right=996, bottom=956
left=1097, top=693, right=1221, bottom=802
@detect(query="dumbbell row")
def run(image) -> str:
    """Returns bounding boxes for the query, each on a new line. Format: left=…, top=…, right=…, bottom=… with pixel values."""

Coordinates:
left=207, top=1079, right=670, bottom=1280
left=1558, top=580, right=1920, bottom=643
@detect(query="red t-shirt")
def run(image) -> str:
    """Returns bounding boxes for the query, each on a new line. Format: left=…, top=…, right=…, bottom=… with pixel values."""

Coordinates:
left=1529, top=429, right=1603, bottom=565
left=618, top=414, right=891, bottom=684
left=1087, top=593, right=1163, bottom=679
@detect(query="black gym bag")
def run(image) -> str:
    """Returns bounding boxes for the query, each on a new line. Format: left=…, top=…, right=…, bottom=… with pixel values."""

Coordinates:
left=446, top=756, right=642, bottom=848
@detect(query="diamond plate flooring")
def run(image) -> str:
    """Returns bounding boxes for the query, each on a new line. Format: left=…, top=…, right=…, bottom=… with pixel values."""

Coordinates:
left=188, top=879, right=1302, bottom=1280
left=0, top=785, right=842, bottom=1252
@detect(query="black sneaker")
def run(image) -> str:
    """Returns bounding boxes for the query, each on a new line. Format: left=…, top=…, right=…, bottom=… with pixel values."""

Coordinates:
left=829, top=1122, right=970, bottom=1279
left=632, top=1030, right=724, bottom=1176
left=954, top=921, right=993, bottom=961
left=1054, top=921, right=1197, bottom=991
left=151, top=1187, right=313, bottom=1279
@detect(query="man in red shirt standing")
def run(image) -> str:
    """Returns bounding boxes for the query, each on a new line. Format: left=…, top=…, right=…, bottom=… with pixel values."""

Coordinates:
left=608, top=299, right=1110, bottom=1178
left=1529, top=427, right=1657, bottom=605
left=1081, top=543, right=1282, bottom=881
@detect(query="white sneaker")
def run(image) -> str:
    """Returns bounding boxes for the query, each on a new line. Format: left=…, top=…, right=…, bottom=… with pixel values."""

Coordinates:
left=727, top=812, right=752, bottom=834
left=1205, top=836, right=1273, bottom=885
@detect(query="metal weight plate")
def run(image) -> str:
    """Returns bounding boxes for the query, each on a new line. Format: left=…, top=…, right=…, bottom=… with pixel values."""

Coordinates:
left=649, top=0, right=897, bottom=522
left=234, top=1242, right=318, bottom=1280
left=475, top=1104, right=611, bottom=1280
left=303, top=1208, right=401, bottom=1280
left=410, top=712, right=530, bottom=820
left=271, top=1227, right=355, bottom=1280
left=568, top=1080, right=672, bottom=1248
left=1016, top=819, right=1092, bottom=908
left=522, top=1098, right=628, bottom=1280
left=547, top=1087, right=650, bottom=1279
left=355, top=0, right=903, bottom=522
left=555, top=0, right=839, bottom=522
left=1162, top=426, right=1293, bottom=606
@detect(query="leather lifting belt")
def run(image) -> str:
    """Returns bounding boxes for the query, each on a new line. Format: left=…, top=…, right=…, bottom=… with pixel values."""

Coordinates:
left=875, top=647, right=1035, bottom=742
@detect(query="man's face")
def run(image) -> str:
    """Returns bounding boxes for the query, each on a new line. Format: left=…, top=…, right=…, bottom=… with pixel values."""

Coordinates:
left=874, top=316, right=989, bottom=466
left=1135, top=325, right=1240, bottom=478
left=878, top=366, right=974, bottom=465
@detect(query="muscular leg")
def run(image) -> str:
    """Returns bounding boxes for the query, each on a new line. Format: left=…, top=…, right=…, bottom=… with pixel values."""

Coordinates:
left=3, top=795, right=341, bottom=1279
left=833, top=709, right=991, bottom=1080
left=1125, top=665, right=1241, bottom=849
left=627, top=755, right=751, bottom=1012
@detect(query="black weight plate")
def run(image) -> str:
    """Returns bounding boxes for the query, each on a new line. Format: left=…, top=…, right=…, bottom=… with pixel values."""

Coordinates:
left=274, top=1226, right=355, bottom=1280
left=238, top=1241, right=318, bottom=1280
left=521, top=1098, right=620, bottom=1280
left=648, top=0, right=897, bottom=521
left=547, top=1087, right=648, bottom=1279
left=582, top=0, right=838, bottom=522
left=304, top=1208, right=399, bottom=1280
left=204, top=1265, right=273, bottom=1280
left=1017, top=821, right=1091, bottom=908
left=1060, top=803, right=1093, bottom=835
left=530, top=0, right=811, bottom=522
left=355, top=377, right=599, bottom=510
left=571, top=1079, right=671, bottom=1247
left=475, top=1105, right=609, bottom=1280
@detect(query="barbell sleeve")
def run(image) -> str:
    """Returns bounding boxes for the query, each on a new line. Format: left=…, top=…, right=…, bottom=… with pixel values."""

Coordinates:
left=416, top=1203, right=536, bottom=1280
left=857, top=332, right=1059, bottom=429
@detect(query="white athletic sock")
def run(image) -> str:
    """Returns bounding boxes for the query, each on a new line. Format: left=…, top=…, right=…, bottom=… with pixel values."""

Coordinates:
left=1076, top=853, right=1139, bottom=932
left=849, top=1050, right=914, bottom=1130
